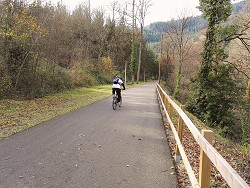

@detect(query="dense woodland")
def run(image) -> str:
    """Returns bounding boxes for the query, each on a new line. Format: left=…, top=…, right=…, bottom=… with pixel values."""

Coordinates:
left=0, top=0, right=249, bottom=144
left=0, top=0, right=158, bottom=99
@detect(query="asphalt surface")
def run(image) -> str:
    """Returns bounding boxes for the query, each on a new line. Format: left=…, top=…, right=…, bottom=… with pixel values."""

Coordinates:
left=0, top=82, right=178, bottom=188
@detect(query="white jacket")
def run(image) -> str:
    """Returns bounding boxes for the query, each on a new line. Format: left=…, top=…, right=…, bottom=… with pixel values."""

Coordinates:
left=112, top=78, right=123, bottom=89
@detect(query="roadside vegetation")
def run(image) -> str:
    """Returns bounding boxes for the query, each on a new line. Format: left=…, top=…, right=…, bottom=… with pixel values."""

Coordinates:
left=156, top=0, right=249, bottom=186
left=160, top=81, right=250, bottom=187
left=0, top=82, right=144, bottom=139
left=157, top=0, right=249, bottom=151
left=0, top=85, right=110, bottom=138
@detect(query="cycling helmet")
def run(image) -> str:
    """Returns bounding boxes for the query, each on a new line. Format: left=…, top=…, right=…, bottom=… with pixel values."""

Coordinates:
left=116, top=75, right=120, bottom=78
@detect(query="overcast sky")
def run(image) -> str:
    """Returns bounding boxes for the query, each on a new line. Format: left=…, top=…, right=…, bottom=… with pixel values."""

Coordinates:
left=48, top=0, right=243, bottom=26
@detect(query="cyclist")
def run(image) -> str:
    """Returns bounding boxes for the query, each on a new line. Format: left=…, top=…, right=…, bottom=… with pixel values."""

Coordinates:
left=112, top=75, right=125, bottom=103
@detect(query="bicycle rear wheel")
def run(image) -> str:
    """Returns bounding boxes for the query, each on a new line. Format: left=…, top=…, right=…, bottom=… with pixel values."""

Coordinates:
left=112, top=95, right=117, bottom=110
left=118, top=96, right=122, bottom=107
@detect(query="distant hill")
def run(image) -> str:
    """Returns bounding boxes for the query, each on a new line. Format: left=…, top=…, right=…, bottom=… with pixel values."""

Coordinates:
left=144, top=16, right=206, bottom=43
left=145, top=1, right=245, bottom=43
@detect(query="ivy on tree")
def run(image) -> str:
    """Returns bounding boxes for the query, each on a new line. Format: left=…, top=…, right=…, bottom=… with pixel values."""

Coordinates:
left=187, top=0, right=238, bottom=138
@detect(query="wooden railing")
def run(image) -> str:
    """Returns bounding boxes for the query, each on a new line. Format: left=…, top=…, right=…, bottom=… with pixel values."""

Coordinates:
left=156, top=84, right=249, bottom=188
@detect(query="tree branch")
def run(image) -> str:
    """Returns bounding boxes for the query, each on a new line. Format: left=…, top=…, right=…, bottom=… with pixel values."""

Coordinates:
left=224, top=60, right=250, bottom=79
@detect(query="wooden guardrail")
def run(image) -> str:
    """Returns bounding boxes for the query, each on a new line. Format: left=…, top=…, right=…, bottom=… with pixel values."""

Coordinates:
left=156, top=84, right=249, bottom=188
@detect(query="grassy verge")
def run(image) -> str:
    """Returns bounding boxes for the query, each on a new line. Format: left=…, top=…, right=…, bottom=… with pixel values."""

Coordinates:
left=0, top=85, right=109, bottom=138
left=0, top=82, right=145, bottom=139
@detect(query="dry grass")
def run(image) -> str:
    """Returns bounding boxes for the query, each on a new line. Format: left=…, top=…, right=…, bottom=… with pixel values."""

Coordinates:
left=0, top=82, right=145, bottom=139
left=0, top=85, right=111, bottom=138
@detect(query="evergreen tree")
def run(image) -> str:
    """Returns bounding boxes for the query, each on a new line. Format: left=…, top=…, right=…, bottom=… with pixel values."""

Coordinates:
left=187, top=0, right=238, bottom=137
left=241, top=81, right=250, bottom=144
left=130, top=41, right=138, bottom=83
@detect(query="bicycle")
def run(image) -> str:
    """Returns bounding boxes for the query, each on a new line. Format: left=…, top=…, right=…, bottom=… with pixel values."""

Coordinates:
left=112, top=92, right=122, bottom=110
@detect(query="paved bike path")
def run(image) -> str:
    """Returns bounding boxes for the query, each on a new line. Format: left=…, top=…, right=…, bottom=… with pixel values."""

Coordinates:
left=0, top=82, right=178, bottom=188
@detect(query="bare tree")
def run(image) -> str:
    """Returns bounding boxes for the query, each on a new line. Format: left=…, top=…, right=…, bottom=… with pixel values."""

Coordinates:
left=161, top=33, right=176, bottom=92
left=136, top=0, right=151, bottom=83
left=227, top=3, right=250, bottom=80
left=165, top=13, right=194, bottom=100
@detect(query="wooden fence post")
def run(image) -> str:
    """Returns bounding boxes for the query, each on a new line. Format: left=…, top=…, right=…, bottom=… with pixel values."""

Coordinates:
left=169, top=103, right=173, bottom=121
left=164, top=95, right=168, bottom=112
left=162, top=96, right=167, bottom=121
left=199, top=130, right=213, bottom=188
left=161, top=96, right=165, bottom=111
left=175, top=105, right=185, bottom=162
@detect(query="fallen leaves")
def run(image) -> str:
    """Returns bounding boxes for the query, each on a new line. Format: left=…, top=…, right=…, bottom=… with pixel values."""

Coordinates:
left=165, top=121, right=250, bottom=188
left=0, top=85, right=111, bottom=139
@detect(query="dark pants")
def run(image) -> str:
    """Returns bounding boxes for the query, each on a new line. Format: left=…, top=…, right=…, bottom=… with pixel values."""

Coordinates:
left=112, top=88, right=121, bottom=102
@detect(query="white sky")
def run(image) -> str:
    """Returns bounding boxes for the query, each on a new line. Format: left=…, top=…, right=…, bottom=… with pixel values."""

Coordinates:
left=48, top=0, right=243, bottom=26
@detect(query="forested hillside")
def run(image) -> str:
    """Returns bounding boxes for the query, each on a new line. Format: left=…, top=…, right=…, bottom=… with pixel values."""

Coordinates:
left=0, top=0, right=158, bottom=99
left=145, top=1, right=245, bottom=43
left=156, top=0, right=249, bottom=144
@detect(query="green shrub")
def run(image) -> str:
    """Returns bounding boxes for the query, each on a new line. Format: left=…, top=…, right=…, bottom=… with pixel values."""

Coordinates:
left=11, top=60, right=72, bottom=99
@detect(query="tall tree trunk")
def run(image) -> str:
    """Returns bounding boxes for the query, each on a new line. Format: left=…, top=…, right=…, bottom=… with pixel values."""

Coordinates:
left=130, top=0, right=136, bottom=83
left=174, top=61, right=182, bottom=100
left=136, top=24, right=143, bottom=83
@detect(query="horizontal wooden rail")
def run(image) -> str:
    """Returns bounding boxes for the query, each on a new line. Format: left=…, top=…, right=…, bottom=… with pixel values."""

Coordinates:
left=156, top=84, right=249, bottom=188
left=156, top=86, right=200, bottom=188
